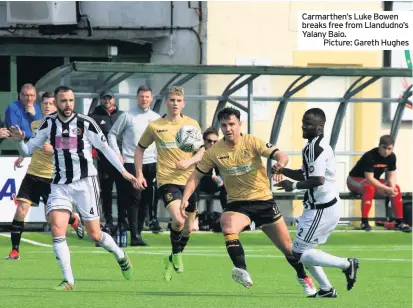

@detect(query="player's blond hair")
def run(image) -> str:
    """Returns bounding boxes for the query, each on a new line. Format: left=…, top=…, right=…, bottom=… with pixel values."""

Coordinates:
left=168, top=86, right=184, bottom=97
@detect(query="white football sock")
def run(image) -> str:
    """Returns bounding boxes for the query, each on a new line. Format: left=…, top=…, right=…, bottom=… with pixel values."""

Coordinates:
left=97, top=232, right=125, bottom=260
left=52, top=236, right=74, bottom=284
left=305, top=265, right=332, bottom=291
left=301, top=249, right=350, bottom=270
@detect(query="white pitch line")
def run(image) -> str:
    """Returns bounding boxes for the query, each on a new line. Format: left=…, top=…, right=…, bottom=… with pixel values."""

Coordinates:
left=96, top=247, right=412, bottom=252
left=140, top=230, right=408, bottom=234
left=1, top=233, right=410, bottom=252
left=21, top=249, right=412, bottom=262
left=0, top=233, right=52, bottom=248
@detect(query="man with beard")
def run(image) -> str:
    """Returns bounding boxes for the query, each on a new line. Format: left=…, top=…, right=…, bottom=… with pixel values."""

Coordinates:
left=9, top=86, right=138, bottom=290
left=6, top=92, right=84, bottom=261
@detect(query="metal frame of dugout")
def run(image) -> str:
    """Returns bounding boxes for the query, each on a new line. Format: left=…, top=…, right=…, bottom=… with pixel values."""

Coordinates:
left=35, top=62, right=412, bottom=224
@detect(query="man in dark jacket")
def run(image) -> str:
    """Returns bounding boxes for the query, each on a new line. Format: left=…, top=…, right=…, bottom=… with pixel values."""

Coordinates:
left=90, top=91, right=126, bottom=232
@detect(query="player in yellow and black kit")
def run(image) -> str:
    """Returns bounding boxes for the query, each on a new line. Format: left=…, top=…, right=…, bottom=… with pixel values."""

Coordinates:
left=135, top=86, right=205, bottom=281
left=181, top=107, right=316, bottom=295
left=6, top=92, right=84, bottom=260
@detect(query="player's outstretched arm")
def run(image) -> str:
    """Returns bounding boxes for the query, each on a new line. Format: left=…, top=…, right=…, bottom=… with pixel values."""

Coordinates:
left=270, top=149, right=291, bottom=181
left=14, top=156, right=24, bottom=170
left=191, top=146, right=206, bottom=164
left=43, top=142, right=54, bottom=153
left=272, top=150, right=289, bottom=169
left=134, top=145, right=147, bottom=190
left=275, top=146, right=327, bottom=191
left=87, top=122, right=125, bottom=173
left=278, top=168, right=305, bottom=181
left=90, top=134, right=140, bottom=188
left=176, top=146, right=206, bottom=170
left=134, top=125, right=154, bottom=189
left=94, top=138, right=125, bottom=172
left=275, top=176, right=325, bottom=192
left=10, top=125, right=47, bottom=156
left=256, top=137, right=290, bottom=177
left=181, top=169, right=204, bottom=218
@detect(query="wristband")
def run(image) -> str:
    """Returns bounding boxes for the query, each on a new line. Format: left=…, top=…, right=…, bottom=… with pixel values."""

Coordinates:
left=292, top=182, right=298, bottom=190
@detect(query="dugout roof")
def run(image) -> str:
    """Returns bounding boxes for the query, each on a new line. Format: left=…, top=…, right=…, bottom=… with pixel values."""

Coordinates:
left=35, top=61, right=412, bottom=176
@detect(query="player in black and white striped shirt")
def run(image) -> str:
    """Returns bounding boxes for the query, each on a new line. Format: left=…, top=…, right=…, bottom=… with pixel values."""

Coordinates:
left=10, top=86, right=138, bottom=291
left=276, top=108, right=359, bottom=298
left=18, top=110, right=110, bottom=184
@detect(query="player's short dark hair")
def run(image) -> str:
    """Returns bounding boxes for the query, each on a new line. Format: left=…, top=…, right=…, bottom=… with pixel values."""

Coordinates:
left=379, top=135, right=394, bottom=146
left=305, top=108, right=326, bottom=124
left=137, top=85, right=152, bottom=95
left=41, top=92, right=54, bottom=100
left=217, top=107, right=241, bottom=122
left=203, top=127, right=219, bottom=140
left=54, top=85, right=74, bottom=97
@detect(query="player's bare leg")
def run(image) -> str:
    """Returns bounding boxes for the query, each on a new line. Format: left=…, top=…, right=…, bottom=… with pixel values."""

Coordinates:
left=7, top=202, right=84, bottom=261
left=220, top=212, right=253, bottom=288
left=49, top=209, right=75, bottom=290
left=262, top=219, right=316, bottom=296
left=42, top=204, right=82, bottom=237
left=84, top=219, right=132, bottom=280
left=164, top=201, right=186, bottom=280
left=6, top=201, right=31, bottom=260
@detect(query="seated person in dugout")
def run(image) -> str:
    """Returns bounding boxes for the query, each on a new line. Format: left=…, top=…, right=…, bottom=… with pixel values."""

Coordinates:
left=198, top=127, right=227, bottom=209
left=347, top=135, right=410, bottom=232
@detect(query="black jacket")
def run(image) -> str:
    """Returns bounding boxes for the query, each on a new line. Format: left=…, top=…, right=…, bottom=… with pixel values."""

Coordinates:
left=89, top=105, right=123, bottom=137
left=89, top=105, right=123, bottom=160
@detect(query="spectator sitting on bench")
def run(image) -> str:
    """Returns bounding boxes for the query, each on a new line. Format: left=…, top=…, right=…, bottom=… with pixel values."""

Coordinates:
left=347, top=135, right=410, bottom=232
left=198, top=127, right=227, bottom=209
left=191, top=127, right=227, bottom=232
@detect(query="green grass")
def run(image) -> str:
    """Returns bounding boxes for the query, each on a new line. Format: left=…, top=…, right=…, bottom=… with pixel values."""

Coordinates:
left=0, top=231, right=411, bottom=308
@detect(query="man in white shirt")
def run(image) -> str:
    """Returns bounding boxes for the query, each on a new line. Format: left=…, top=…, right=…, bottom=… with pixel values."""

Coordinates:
left=108, top=85, right=161, bottom=246
left=276, top=108, right=359, bottom=298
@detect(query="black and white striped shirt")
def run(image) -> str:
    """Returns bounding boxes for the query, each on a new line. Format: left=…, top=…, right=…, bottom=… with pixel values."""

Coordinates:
left=18, top=112, right=125, bottom=184
left=301, top=135, right=339, bottom=209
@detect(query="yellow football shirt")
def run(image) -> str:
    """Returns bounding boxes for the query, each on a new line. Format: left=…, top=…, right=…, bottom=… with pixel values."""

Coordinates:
left=139, top=115, right=201, bottom=187
left=26, top=120, right=54, bottom=179
left=197, top=134, right=278, bottom=202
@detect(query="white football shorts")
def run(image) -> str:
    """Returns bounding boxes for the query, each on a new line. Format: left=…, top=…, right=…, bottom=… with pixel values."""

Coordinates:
left=292, top=201, right=341, bottom=253
left=46, top=176, right=100, bottom=221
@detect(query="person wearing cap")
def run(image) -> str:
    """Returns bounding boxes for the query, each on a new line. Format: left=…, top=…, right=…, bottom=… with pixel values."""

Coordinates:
left=108, top=85, right=161, bottom=246
left=89, top=91, right=126, bottom=233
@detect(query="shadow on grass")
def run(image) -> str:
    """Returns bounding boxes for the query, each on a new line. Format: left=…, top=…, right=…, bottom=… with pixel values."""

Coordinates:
left=0, top=287, right=299, bottom=298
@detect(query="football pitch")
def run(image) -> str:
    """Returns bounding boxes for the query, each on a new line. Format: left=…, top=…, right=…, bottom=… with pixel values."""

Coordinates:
left=0, top=230, right=411, bottom=308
